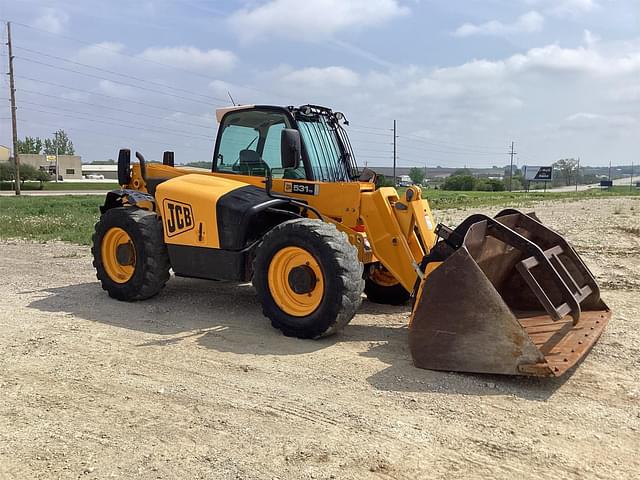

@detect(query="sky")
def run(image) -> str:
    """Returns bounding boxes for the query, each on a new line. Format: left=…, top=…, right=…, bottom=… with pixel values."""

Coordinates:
left=1, top=0, right=639, bottom=169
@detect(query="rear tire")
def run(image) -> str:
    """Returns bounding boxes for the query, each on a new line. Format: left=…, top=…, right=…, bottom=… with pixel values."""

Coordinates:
left=365, top=265, right=411, bottom=305
left=253, top=219, right=364, bottom=339
left=92, top=207, right=170, bottom=301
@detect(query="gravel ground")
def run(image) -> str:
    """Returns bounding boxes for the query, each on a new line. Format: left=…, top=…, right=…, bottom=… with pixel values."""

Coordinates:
left=1, top=197, right=639, bottom=479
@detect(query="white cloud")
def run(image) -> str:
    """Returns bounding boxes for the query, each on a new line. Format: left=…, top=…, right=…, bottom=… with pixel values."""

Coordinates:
left=272, top=36, right=640, bottom=151
left=281, top=66, right=360, bottom=88
left=33, top=8, right=69, bottom=34
left=98, top=80, right=135, bottom=98
left=228, top=0, right=409, bottom=41
left=454, top=11, right=544, bottom=37
left=75, top=42, right=125, bottom=67
left=564, top=112, right=637, bottom=128
left=609, top=86, right=640, bottom=103
left=549, top=0, right=598, bottom=17
left=329, top=39, right=394, bottom=69
left=60, top=91, right=90, bottom=102
left=208, top=80, right=261, bottom=105
left=524, top=0, right=599, bottom=18
left=507, top=44, right=640, bottom=75
left=139, top=47, right=236, bottom=72
left=582, top=29, right=600, bottom=47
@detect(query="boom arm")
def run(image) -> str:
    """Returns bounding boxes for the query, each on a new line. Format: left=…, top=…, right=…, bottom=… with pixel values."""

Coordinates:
left=360, top=185, right=438, bottom=292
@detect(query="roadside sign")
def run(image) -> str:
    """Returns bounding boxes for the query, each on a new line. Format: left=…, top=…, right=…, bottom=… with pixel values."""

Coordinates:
left=600, top=180, right=613, bottom=187
left=523, top=165, right=553, bottom=181
left=46, top=155, right=56, bottom=162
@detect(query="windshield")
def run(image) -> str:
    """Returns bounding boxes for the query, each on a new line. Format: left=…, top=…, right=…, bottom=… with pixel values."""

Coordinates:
left=297, top=115, right=357, bottom=182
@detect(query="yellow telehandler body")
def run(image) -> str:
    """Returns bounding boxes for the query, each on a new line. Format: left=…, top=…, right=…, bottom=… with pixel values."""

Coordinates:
left=92, top=104, right=609, bottom=376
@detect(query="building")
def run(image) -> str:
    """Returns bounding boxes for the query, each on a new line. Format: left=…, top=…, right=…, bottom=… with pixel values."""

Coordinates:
left=81, top=164, right=118, bottom=180
left=0, top=145, right=9, bottom=162
left=20, top=154, right=83, bottom=180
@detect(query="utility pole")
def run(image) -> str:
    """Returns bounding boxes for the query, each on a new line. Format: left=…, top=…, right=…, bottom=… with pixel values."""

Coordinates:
left=6, top=22, right=20, bottom=195
left=424, top=160, right=427, bottom=187
left=608, top=160, right=612, bottom=181
left=631, top=162, right=634, bottom=192
left=392, top=120, right=397, bottom=186
left=508, top=141, right=516, bottom=192
left=575, top=157, right=580, bottom=192
left=53, top=131, right=59, bottom=182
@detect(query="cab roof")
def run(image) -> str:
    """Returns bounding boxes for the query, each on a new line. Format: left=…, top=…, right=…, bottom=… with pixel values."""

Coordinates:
left=215, top=105, right=255, bottom=123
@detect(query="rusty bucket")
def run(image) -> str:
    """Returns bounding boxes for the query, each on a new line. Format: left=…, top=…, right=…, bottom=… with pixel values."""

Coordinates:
left=409, top=209, right=610, bottom=377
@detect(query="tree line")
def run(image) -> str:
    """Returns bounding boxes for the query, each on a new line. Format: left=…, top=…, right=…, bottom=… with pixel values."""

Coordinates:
left=440, top=158, right=603, bottom=191
left=0, top=162, right=50, bottom=188
left=16, top=130, right=75, bottom=156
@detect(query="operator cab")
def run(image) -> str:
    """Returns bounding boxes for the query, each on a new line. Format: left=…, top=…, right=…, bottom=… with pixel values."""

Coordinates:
left=213, top=105, right=359, bottom=183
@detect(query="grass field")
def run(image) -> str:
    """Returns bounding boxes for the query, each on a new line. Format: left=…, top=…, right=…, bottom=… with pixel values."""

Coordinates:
left=0, top=196, right=103, bottom=244
left=0, top=181, right=119, bottom=191
left=0, top=187, right=638, bottom=245
left=420, top=185, right=640, bottom=209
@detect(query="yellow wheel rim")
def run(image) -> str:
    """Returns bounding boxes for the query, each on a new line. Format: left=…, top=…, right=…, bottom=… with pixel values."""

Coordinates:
left=370, top=266, right=399, bottom=287
left=101, top=227, right=136, bottom=283
left=268, top=246, right=324, bottom=317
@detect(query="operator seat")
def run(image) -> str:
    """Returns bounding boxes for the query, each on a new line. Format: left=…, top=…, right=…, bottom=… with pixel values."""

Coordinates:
left=238, top=149, right=266, bottom=176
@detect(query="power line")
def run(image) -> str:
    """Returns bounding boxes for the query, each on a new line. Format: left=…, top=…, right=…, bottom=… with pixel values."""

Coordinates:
left=345, top=137, right=393, bottom=147
left=16, top=75, right=213, bottom=118
left=20, top=89, right=216, bottom=130
left=18, top=100, right=214, bottom=139
left=8, top=20, right=291, bottom=104
left=15, top=46, right=230, bottom=104
left=400, top=132, right=508, bottom=153
left=348, top=127, right=391, bottom=136
left=350, top=124, right=512, bottom=156
left=398, top=134, right=508, bottom=155
left=368, top=156, right=499, bottom=168
left=348, top=124, right=389, bottom=132
left=354, top=147, right=394, bottom=155
left=397, top=142, right=507, bottom=157
left=19, top=106, right=213, bottom=143
left=17, top=56, right=225, bottom=107
left=356, top=154, right=394, bottom=159
left=19, top=118, right=200, bottom=150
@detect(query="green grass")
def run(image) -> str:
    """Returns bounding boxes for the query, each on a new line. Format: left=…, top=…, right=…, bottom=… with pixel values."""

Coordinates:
left=0, top=187, right=638, bottom=245
left=42, top=182, right=119, bottom=191
left=0, top=181, right=119, bottom=191
left=421, top=186, right=640, bottom=210
left=0, top=195, right=103, bottom=245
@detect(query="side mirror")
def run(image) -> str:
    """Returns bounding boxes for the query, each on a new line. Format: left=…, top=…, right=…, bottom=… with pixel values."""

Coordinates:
left=281, top=128, right=301, bottom=169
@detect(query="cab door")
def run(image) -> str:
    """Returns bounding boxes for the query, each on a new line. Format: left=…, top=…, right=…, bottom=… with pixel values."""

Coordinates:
left=213, top=108, right=306, bottom=182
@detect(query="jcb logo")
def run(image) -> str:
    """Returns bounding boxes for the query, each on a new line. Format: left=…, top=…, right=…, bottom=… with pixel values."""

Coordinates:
left=163, top=199, right=194, bottom=237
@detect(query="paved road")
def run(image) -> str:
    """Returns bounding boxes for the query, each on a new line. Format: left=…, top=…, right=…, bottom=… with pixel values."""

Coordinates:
left=0, top=190, right=108, bottom=196
left=528, top=175, right=637, bottom=192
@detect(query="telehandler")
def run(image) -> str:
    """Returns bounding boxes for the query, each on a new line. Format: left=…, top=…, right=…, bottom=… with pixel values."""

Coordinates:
left=93, top=104, right=610, bottom=376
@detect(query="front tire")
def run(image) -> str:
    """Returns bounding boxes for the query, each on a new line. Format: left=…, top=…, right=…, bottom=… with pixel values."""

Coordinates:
left=253, top=219, right=364, bottom=339
left=92, top=207, right=170, bottom=301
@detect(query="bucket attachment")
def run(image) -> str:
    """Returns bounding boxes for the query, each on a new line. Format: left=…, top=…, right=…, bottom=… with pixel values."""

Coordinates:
left=409, top=209, right=610, bottom=377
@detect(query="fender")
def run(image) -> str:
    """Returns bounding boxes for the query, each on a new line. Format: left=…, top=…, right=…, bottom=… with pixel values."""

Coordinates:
left=100, top=189, right=156, bottom=214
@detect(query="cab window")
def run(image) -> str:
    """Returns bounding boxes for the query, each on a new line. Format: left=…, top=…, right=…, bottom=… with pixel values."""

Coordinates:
left=214, top=109, right=305, bottom=179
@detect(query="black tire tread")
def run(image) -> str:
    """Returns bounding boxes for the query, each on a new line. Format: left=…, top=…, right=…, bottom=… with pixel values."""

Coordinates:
left=253, top=218, right=364, bottom=339
left=92, top=207, right=170, bottom=301
left=364, top=272, right=411, bottom=306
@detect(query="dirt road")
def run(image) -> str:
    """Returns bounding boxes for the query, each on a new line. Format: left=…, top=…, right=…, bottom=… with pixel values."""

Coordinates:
left=1, top=197, right=639, bottom=479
